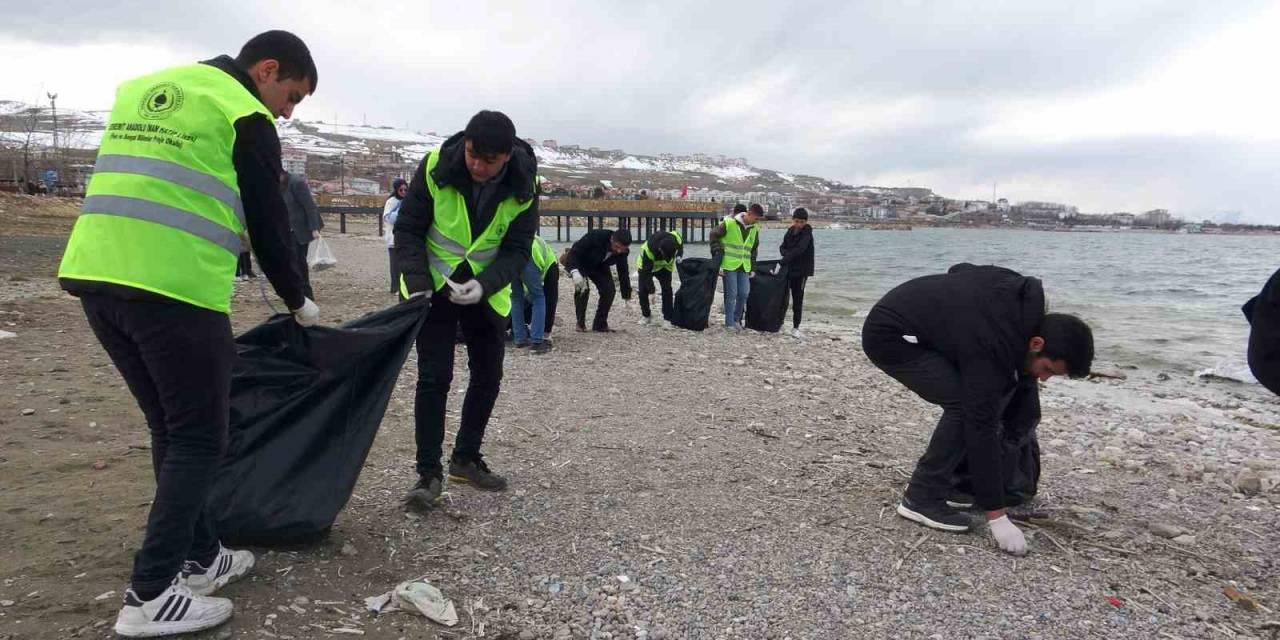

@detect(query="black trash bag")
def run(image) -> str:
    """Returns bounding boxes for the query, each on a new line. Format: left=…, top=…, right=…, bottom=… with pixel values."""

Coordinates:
left=954, top=375, right=1041, bottom=506
left=671, top=257, right=718, bottom=331
left=208, top=298, right=429, bottom=546
left=745, top=259, right=789, bottom=333
left=1244, top=267, right=1280, bottom=395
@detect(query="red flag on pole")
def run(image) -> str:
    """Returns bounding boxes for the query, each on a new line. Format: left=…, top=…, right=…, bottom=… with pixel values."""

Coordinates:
left=680, top=185, right=688, bottom=198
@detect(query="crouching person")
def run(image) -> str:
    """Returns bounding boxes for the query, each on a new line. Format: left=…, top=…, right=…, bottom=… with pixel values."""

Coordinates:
left=860, top=263, right=1093, bottom=556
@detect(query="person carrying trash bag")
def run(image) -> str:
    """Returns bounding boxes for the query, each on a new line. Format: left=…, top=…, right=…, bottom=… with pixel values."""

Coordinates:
left=56, top=31, right=320, bottom=637
left=860, top=263, right=1093, bottom=556
left=393, top=110, right=539, bottom=509
left=635, top=229, right=684, bottom=328
left=773, top=207, right=814, bottom=339
left=565, top=227, right=633, bottom=332
left=510, top=234, right=558, bottom=353
left=710, top=203, right=762, bottom=332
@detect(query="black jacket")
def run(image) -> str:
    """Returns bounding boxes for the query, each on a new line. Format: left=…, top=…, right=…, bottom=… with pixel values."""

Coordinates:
left=863, top=263, right=1046, bottom=511
left=283, top=172, right=323, bottom=245
left=636, top=230, right=684, bottom=274
left=565, top=229, right=632, bottom=300
left=778, top=224, right=814, bottom=278
left=61, top=55, right=306, bottom=310
left=392, top=132, right=539, bottom=299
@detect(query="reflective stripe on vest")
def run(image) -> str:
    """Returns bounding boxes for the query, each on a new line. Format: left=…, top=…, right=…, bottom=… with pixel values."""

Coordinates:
left=720, top=216, right=757, bottom=271
left=637, top=230, right=683, bottom=272
left=58, top=63, right=273, bottom=313
left=531, top=236, right=556, bottom=278
left=422, top=151, right=534, bottom=316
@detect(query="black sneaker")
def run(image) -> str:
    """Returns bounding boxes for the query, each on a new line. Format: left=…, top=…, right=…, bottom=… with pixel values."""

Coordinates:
left=514, top=341, right=530, bottom=349
left=404, top=474, right=443, bottom=511
left=531, top=341, right=554, bottom=355
left=896, top=496, right=971, bottom=532
left=945, top=492, right=976, bottom=510
left=448, top=456, right=508, bottom=492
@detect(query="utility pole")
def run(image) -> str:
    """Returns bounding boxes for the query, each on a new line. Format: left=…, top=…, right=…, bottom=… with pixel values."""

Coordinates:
left=339, top=154, right=346, bottom=195
left=46, top=92, right=58, bottom=151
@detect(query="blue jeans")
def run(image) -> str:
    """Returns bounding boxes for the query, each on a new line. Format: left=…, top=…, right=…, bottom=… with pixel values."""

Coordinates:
left=722, top=269, right=751, bottom=327
left=510, top=260, right=546, bottom=344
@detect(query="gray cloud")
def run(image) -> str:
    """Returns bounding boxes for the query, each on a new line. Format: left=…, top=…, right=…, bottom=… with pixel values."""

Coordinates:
left=3, top=0, right=1276, bottom=220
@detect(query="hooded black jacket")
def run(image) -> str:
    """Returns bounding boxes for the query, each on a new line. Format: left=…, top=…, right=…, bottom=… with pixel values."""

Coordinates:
left=636, top=230, right=684, bottom=274
left=392, top=132, right=539, bottom=299
left=565, top=228, right=632, bottom=300
left=778, top=223, right=814, bottom=278
left=863, top=263, right=1046, bottom=510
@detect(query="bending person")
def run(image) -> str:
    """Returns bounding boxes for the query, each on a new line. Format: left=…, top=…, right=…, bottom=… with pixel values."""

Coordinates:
left=860, top=263, right=1093, bottom=556
left=566, top=227, right=632, bottom=332
left=635, top=229, right=683, bottom=327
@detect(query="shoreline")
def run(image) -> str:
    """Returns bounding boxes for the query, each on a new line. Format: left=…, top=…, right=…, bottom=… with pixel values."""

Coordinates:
left=1, top=213, right=1278, bottom=639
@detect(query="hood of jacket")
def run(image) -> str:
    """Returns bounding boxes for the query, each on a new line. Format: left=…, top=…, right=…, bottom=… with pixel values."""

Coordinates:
left=428, top=131, right=538, bottom=203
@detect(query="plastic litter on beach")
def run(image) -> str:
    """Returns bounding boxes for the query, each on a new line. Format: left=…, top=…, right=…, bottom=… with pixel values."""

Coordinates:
left=364, top=578, right=458, bottom=627
left=0, top=330, right=15, bottom=339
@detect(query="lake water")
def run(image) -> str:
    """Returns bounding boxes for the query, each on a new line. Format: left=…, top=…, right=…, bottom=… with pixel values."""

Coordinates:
left=547, top=226, right=1280, bottom=379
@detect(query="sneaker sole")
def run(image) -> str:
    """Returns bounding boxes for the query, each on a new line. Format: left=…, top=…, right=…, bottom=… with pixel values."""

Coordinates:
left=448, top=474, right=507, bottom=492
left=896, top=503, right=970, bottom=532
left=115, top=609, right=232, bottom=638
left=945, top=500, right=975, bottom=510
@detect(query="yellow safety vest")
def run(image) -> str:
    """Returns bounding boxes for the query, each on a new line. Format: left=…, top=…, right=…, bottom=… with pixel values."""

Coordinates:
left=720, top=216, right=758, bottom=272
left=636, top=230, right=684, bottom=273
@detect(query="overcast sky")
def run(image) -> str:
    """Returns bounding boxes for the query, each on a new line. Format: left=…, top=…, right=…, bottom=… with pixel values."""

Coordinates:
left=2, top=0, right=1277, bottom=221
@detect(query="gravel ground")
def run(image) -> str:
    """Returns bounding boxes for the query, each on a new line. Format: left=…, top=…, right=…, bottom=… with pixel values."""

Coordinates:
left=1, top=207, right=1278, bottom=639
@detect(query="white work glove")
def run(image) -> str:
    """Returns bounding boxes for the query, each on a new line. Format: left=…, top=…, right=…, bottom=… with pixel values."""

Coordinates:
left=404, top=290, right=429, bottom=301
left=748, top=270, right=756, bottom=279
left=291, top=297, right=320, bottom=327
left=571, top=269, right=587, bottom=293
left=447, top=279, right=484, bottom=306
left=988, top=515, right=1027, bottom=556
left=770, top=264, right=781, bottom=276
left=675, top=256, right=683, bottom=265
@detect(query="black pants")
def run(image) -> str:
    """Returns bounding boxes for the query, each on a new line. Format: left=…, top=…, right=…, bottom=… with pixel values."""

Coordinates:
left=80, top=293, right=231, bottom=599
left=413, top=291, right=506, bottom=477
left=543, top=263, right=560, bottom=335
left=388, top=248, right=401, bottom=294
left=295, top=242, right=314, bottom=300
left=638, top=269, right=674, bottom=321
left=574, top=267, right=616, bottom=330
left=788, top=276, right=807, bottom=329
left=235, top=252, right=255, bottom=278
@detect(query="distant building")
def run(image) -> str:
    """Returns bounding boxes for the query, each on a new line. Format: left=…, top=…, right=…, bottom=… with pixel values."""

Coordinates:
left=1139, top=209, right=1172, bottom=227
left=541, top=139, right=558, bottom=150
left=282, top=148, right=308, bottom=176
left=1112, top=213, right=1135, bottom=228
left=996, top=198, right=1010, bottom=213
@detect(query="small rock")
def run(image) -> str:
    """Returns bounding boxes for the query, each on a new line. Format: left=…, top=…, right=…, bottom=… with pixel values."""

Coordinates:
left=1172, top=535, right=1196, bottom=545
left=1234, top=471, right=1263, bottom=496
left=340, top=541, right=358, bottom=556
left=519, top=630, right=536, bottom=640
left=293, top=596, right=310, bottom=606
left=20, top=408, right=35, bottom=416
left=1156, top=373, right=1171, bottom=381
left=1149, top=523, right=1183, bottom=539
left=93, top=459, right=108, bottom=470
left=93, top=590, right=115, bottom=601
left=0, top=600, right=14, bottom=606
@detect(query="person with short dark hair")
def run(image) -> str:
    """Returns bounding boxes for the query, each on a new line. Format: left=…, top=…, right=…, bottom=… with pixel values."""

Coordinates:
left=710, top=203, right=763, bottom=331
left=57, top=30, right=319, bottom=637
left=565, top=228, right=633, bottom=332
left=282, top=171, right=323, bottom=299
left=394, top=110, right=539, bottom=509
left=775, top=207, right=814, bottom=338
left=383, top=178, right=408, bottom=293
left=635, top=229, right=684, bottom=327
left=861, top=264, right=1093, bottom=556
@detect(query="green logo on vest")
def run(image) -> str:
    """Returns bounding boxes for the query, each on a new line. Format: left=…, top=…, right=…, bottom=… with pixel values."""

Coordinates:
left=138, top=82, right=185, bottom=120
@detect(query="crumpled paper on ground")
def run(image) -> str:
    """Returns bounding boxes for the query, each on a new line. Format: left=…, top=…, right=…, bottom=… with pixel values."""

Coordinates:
left=364, top=579, right=458, bottom=627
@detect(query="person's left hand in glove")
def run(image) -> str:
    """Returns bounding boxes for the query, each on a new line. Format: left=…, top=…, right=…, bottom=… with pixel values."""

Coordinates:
left=748, top=270, right=756, bottom=279
left=770, top=263, right=781, bottom=275
left=448, top=279, right=484, bottom=305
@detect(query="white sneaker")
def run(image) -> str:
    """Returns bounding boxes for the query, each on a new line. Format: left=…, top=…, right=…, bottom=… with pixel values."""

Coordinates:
left=638, top=316, right=652, bottom=326
left=179, top=544, right=255, bottom=596
left=790, top=327, right=805, bottom=339
left=114, top=582, right=232, bottom=637
left=660, top=320, right=674, bottom=330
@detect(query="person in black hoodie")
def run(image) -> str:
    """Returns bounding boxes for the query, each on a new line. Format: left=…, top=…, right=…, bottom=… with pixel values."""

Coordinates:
left=565, top=228, right=633, bottom=332
left=775, top=207, right=814, bottom=338
left=394, top=111, right=539, bottom=508
left=861, top=264, right=1093, bottom=556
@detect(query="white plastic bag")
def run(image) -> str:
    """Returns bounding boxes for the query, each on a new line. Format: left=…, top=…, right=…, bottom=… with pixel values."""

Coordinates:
left=307, top=235, right=337, bottom=271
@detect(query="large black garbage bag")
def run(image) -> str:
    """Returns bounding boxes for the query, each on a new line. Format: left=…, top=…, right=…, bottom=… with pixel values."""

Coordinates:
left=745, top=259, right=789, bottom=332
left=1244, top=267, right=1280, bottom=395
left=671, top=257, right=718, bottom=331
left=208, top=298, right=429, bottom=546
left=954, top=375, right=1041, bottom=506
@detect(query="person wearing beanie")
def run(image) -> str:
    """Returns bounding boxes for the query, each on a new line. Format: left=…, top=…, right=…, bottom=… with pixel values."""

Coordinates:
left=710, top=203, right=763, bottom=331
left=775, top=207, right=814, bottom=338
left=565, top=227, right=632, bottom=332
left=634, top=229, right=684, bottom=327
left=383, top=177, right=408, bottom=293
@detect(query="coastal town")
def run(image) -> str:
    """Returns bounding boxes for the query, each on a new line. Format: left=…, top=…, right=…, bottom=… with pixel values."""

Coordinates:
left=0, top=99, right=1262, bottom=234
